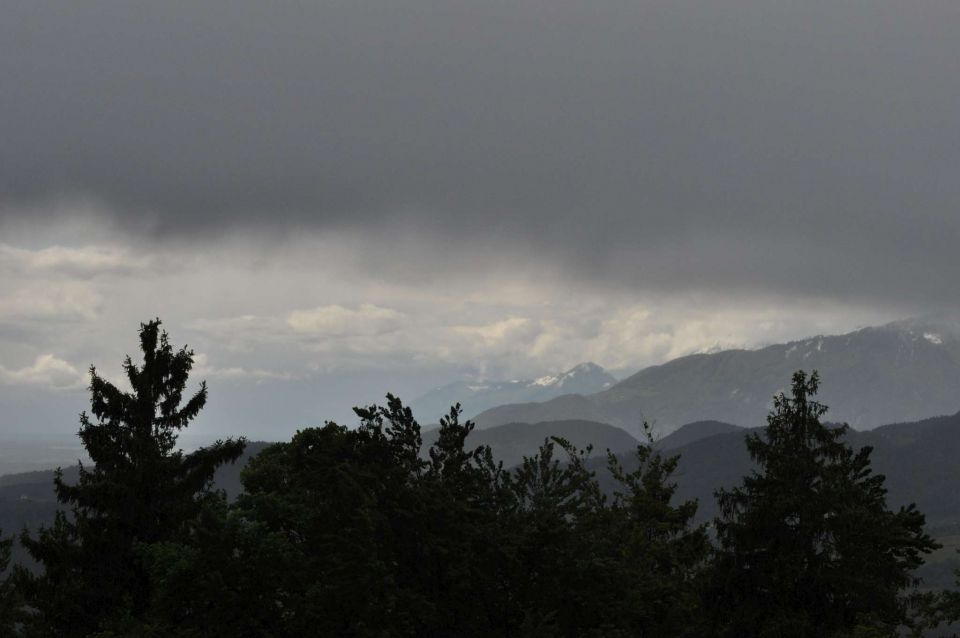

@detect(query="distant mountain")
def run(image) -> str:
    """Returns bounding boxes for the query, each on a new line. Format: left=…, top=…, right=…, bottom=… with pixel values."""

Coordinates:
left=655, top=420, right=743, bottom=451
left=590, top=409, right=960, bottom=530
left=473, top=317, right=960, bottom=434
left=0, top=442, right=271, bottom=540
left=0, top=424, right=636, bottom=567
left=421, top=419, right=638, bottom=469
left=8, top=412, right=960, bottom=587
left=582, top=409, right=960, bottom=590
left=471, top=394, right=617, bottom=431
left=410, top=362, right=616, bottom=423
left=0, top=441, right=272, bottom=571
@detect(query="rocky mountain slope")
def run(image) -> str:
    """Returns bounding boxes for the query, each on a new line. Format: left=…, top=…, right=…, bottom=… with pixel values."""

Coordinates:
left=474, top=317, right=960, bottom=434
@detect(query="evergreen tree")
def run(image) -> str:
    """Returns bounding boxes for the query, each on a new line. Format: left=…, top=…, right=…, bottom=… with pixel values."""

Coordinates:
left=503, top=437, right=607, bottom=635
left=135, top=492, right=299, bottom=638
left=16, top=320, right=245, bottom=637
left=709, top=371, right=937, bottom=637
left=138, top=397, right=711, bottom=637
left=504, top=431, right=709, bottom=637
left=599, top=432, right=710, bottom=636
left=0, top=530, right=21, bottom=633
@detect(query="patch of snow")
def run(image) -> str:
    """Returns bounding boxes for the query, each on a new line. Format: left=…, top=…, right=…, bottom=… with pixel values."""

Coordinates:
left=785, top=345, right=798, bottom=357
left=924, top=332, right=943, bottom=345
left=531, top=375, right=559, bottom=387
left=466, top=385, right=489, bottom=392
left=694, top=344, right=725, bottom=355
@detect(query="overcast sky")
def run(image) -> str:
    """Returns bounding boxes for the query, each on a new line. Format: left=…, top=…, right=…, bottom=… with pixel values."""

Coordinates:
left=1, top=0, right=958, bottom=440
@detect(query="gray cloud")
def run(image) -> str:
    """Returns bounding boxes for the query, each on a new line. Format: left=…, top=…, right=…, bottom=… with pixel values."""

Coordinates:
left=2, top=0, right=959, bottom=306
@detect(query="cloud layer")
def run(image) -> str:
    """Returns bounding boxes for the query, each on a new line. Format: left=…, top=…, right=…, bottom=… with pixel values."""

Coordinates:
left=1, top=1, right=958, bottom=436
left=0, top=354, right=87, bottom=390
left=2, top=0, right=959, bottom=307
left=0, top=232, right=908, bottom=435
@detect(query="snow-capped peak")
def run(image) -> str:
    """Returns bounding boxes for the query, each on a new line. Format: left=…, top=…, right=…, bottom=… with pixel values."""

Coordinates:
left=531, top=374, right=560, bottom=387
left=529, top=363, right=612, bottom=389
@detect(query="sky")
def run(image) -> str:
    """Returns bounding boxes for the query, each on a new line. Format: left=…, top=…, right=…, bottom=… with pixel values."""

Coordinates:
left=1, top=0, right=958, bottom=441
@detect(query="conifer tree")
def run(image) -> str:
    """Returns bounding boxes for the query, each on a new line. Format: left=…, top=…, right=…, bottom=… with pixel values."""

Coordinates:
left=17, top=319, right=245, bottom=637
left=0, top=531, right=20, bottom=632
left=138, top=400, right=712, bottom=637
left=709, top=371, right=937, bottom=637
left=599, top=434, right=710, bottom=635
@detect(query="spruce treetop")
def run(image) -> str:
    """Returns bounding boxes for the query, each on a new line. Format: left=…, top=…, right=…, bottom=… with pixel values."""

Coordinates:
left=17, top=319, right=244, bottom=636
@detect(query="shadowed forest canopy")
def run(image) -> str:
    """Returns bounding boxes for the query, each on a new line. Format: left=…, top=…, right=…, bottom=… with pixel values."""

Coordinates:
left=0, top=322, right=955, bottom=637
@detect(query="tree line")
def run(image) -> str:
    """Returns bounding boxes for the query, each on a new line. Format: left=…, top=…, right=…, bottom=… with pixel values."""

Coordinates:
left=1, top=320, right=959, bottom=636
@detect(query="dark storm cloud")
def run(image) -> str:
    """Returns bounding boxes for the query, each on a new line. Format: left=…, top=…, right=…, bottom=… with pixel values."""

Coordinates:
left=2, top=0, right=959, bottom=304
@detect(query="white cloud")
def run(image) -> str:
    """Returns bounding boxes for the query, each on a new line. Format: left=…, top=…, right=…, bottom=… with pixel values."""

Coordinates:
left=0, top=283, right=102, bottom=321
left=0, top=354, right=88, bottom=390
left=0, top=243, right=149, bottom=278
left=184, top=292, right=894, bottom=384
left=192, top=353, right=294, bottom=382
left=185, top=315, right=287, bottom=353
left=452, top=317, right=534, bottom=344
left=287, top=304, right=406, bottom=337
left=0, top=243, right=148, bottom=324
left=0, top=226, right=903, bottom=438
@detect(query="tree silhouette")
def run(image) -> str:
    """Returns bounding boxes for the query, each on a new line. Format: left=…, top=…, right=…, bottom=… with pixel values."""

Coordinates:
left=709, top=371, right=937, bottom=637
left=0, top=531, right=21, bottom=633
left=17, top=320, right=245, bottom=636
left=137, top=399, right=710, bottom=637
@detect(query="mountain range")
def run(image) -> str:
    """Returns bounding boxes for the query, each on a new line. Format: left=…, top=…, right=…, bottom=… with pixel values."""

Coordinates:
left=409, top=362, right=617, bottom=423
left=7, top=315, right=960, bottom=586
left=7, top=406, right=960, bottom=586
left=605, top=410, right=960, bottom=533
left=472, top=316, right=960, bottom=434
left=420, top=419, right=639, bottom=469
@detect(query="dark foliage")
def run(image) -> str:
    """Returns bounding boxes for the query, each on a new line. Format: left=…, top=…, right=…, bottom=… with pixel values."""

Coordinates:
left=707, top=371, right=938, bottom=637
left=14, top=320, right=245, bottom=636
left=0, top=320, right=946, bottom=638
left=0, top=530, right=21, bottom=633
left=133, top=399, right=707, bottom=637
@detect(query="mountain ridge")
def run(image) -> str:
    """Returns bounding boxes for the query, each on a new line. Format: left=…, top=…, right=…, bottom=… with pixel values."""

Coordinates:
left=473, top=317, right=960, bottom=434
left=410, top=362, right=616, bottom=423
left=421, top=419, right=639, bottom=468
